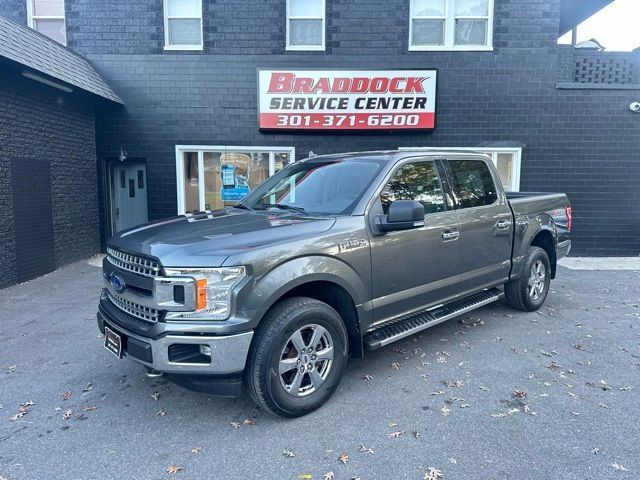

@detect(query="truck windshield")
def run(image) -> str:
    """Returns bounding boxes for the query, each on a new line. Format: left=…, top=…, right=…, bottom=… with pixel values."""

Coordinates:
left=240, top=158, right=386, bottom=215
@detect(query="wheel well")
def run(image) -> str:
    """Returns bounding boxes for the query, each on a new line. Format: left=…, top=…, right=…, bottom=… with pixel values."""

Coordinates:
left=531, top=230, right=556, bottom=278
left=280, top=281, right=363, bottom=358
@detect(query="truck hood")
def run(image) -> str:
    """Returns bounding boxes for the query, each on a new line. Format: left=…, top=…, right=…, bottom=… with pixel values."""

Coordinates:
left=108, top=209, right=336, bottom=267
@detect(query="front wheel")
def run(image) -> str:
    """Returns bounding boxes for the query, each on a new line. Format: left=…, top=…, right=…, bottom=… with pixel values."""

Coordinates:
left=504, top=246, right=551, bottom=311
left=244, top=297, right=348, bottom=417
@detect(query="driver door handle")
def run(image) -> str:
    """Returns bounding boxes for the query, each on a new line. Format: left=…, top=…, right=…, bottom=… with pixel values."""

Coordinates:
left=495, top=219, right=512, bottom=230
left=441, top=229, right=459, bottom=241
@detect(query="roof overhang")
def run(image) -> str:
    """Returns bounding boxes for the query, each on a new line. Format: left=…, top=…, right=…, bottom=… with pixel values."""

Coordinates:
left=0, top=16, right=122, bottom=104
left=559, top=0, right=615, bottom=36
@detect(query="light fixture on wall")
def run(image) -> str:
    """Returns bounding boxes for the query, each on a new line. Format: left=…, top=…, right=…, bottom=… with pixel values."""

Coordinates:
left=22, top=71, right=73, bottom=93
left=118, top=147, right=128, bottom=162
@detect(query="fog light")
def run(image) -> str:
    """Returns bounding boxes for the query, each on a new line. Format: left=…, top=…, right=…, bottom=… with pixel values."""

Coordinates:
left=200, top=345, right=212, bottom=356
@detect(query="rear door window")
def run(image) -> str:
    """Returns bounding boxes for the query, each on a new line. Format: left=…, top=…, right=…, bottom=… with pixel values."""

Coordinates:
left=380, top=161, right=445, bottom=215
left=448, top=160, right=497, bottom=208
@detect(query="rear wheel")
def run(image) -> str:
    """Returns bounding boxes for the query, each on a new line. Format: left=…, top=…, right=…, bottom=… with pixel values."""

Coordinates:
left=504, top=246, right=551, bottom=311
left=244, top=297, right=348, bottom=417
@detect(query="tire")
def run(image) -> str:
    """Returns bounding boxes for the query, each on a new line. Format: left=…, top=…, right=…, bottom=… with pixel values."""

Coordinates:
left=504, top=246, right=551, bottom=312
left=244, top=297, right=348, bottom=418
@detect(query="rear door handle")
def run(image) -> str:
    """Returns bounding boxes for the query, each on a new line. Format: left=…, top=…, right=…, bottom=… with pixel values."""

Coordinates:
left=495, top=220, right=512, bottom=230
left=441, top=229, right=459, bottom=241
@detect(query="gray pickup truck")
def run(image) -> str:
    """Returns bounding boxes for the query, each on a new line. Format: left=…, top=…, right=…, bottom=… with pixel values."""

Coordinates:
left=97, top=151, right=571, bottom=417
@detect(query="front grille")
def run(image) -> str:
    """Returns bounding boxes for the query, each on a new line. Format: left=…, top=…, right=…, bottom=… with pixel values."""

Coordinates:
left=107, top=247, right=160, bottom=277
left=107, top=291, right=160, bottom=323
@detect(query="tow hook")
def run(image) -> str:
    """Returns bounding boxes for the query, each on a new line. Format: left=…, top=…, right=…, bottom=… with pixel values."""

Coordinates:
left=145, top=367, right=163, bottom=378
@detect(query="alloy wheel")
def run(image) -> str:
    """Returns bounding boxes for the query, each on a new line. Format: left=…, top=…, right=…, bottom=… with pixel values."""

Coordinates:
left=279, top=324, right=334, bottom=397
left=528, top=259, right=547, bottom=300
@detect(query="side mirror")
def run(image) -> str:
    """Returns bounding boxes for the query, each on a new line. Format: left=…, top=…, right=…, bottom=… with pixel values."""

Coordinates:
left=376, top=200, right=425, bottom=232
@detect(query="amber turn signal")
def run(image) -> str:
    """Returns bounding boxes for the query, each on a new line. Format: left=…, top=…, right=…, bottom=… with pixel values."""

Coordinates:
left=195, top=278, right=208, bottom=310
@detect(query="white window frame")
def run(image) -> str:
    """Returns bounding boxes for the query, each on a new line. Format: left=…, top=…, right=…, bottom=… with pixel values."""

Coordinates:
left=398, top=146, right=521, bottom=191
left=175, top=145, right=296, bottom=214
left=286, top=0, right=326, bottom=51
left=409, top=0, right=494, bottom=52
left=26, top=0, right=66, bottom=45
left=163, top=0, right=203, bottom=51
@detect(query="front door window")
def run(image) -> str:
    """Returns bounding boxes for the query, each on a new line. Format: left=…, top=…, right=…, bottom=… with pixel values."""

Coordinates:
left=177, top=147, right=294, bottom=214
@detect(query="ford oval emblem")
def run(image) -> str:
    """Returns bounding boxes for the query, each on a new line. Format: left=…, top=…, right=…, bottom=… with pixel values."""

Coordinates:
left=110, top=273, right=126, bottom=293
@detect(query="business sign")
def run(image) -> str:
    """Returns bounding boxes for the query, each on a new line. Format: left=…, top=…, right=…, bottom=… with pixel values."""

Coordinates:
left=258, top=69, right=437, bottom=130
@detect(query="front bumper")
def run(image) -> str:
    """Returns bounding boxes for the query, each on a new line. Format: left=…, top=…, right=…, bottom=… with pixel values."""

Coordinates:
left=97, top=309, right=253, bottom=394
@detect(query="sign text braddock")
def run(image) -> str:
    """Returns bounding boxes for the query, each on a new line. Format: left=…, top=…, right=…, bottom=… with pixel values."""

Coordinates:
left=258, top=69, right=437, bottom=130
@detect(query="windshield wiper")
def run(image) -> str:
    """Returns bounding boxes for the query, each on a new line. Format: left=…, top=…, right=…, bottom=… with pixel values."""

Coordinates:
left=259, top=203, right=308, bottom=215
left=232, top=203, right=256, bottom=212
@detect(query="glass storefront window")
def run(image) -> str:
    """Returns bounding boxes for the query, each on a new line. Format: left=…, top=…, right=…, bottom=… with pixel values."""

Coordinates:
left=182, top=152, right=200, bottom=213
left=496, top=153, right=514, bottom=191
left=177, top=147, right=295, bottom=214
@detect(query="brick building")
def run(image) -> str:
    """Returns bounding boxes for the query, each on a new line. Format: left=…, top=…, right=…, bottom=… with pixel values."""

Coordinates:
left=0, top=0, right=639, bottom=288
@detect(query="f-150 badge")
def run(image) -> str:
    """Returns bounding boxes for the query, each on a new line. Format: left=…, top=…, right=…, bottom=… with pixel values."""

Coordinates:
left=338, top=239, right=368, bottom=252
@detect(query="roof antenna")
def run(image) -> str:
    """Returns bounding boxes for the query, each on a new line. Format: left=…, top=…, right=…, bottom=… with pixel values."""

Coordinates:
left=308, top=151, right=317, bottom=157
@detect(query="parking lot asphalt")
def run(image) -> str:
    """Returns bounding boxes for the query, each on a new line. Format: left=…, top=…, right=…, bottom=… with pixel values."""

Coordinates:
left=1, top=259, right=639, bottom=480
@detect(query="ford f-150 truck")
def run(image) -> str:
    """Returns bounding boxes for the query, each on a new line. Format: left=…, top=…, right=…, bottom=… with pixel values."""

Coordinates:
left=97, top=151, right=571, bottom=417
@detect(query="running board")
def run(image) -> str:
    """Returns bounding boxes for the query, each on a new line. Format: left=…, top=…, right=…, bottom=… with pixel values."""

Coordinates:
left=364, top=288, right=502, bottom=350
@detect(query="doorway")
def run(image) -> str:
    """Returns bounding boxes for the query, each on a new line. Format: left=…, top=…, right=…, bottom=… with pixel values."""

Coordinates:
left=110, top=161, right=149, bottom=232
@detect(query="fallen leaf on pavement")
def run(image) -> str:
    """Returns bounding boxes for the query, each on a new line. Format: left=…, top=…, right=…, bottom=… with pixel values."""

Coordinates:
left=166, top=465, right=183, bottom=474
left=388, top=431, right=404, bottom=439
left=298, top=475, right=313, bottom=480
left=191, top=447, right=202, bottom=454
left=338, top=453, right=349, bottom=464
left=611, top=463, right=628, bottom=472
left=443, top=380, right=463, bottom=388
left=359, top=443, right=374, bottom=454
left=230, top=421, right=241, bottom=429
left=63, top=390, right=72, bottom=401
left=62, top=409, right=73, bottom=420
left=324, top=472, right=335, bottom=480
left=151, top=392, right=160, bottom=401
left=82, top=406, right=97, bottom=412
left=424, top=467, right=444, bottom=479
left=243, top=418, right=257, bottom=425
left=512, top=390, right=527, bottom=399
left=388, top=421, right=398, bottom=427
left=591, top=448, right=600, bottom=455
left=157, top=409, right=166, bottom=417
left=441, top=406, right=451, bottom=416
left=283, top=449, right=295, bottom=457
left=362, top=375, right=373, bottom=381
left=391, top=362, right=401, bottom=370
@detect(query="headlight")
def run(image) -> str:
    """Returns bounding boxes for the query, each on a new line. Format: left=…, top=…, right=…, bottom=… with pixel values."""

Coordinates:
left=164, top=267, right=246, bottom=320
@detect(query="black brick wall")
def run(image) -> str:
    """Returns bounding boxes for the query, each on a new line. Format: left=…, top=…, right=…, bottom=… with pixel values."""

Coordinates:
left=1, top=0, right=639, bottom=256
left=0, top=67, right=100, bottom=288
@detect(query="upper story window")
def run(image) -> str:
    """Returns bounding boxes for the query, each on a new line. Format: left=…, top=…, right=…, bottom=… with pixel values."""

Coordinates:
left=286, top=0, right=325, bottom=51
left=164, top=0, right=203, bottom=50
left=26, top=0, right=66, bottom=45
left=409, top=0, right=493, bottom=51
